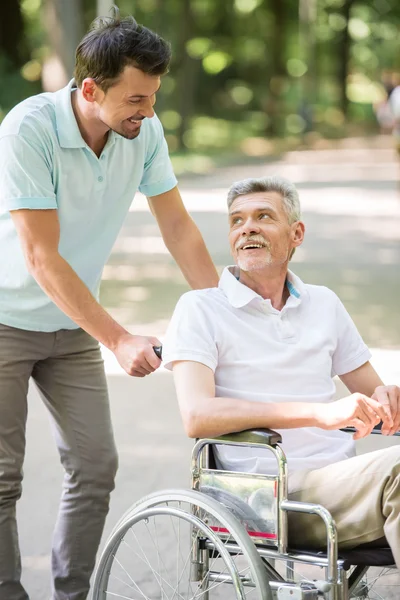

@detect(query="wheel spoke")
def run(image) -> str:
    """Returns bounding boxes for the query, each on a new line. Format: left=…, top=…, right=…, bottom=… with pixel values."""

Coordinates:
left=120, top=537, right=186, bottom=600
left=107, top=555, right=152, bottom=600
left=105, top=592, right=140, bottom=600
left=169, top=525, right=203, bottom=600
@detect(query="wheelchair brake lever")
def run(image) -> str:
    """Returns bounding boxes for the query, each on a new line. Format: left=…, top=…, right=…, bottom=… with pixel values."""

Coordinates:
left=153, top=346, right=162, bottom=360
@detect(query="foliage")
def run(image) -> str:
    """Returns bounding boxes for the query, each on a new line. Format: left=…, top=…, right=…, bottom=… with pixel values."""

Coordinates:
left=1, top=0, right=400, bottom=154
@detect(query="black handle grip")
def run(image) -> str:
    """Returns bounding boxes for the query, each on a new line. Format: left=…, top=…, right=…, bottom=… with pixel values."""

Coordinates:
left=153, top=346, right=162, bottom=359
left=341, top=426, right=400, bottom=437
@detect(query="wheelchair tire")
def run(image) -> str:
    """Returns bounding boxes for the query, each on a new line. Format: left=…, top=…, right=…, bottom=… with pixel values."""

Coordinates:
left=92, top=488, right=272, bottom=600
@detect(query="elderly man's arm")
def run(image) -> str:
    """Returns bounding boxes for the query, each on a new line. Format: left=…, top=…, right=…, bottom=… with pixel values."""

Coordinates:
left=148, top=186, right=219, bottom=289
left=172, top=360, right=392, bottom=440
left=340, top=361, right=400, bottom=435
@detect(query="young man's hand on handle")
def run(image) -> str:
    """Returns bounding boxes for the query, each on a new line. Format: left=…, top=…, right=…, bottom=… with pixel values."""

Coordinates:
left=113, top=333, right=162, bottom=377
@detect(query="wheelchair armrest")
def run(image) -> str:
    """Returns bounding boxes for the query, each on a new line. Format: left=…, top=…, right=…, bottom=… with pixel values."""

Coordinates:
left=213, top=428, right=282, bottom=446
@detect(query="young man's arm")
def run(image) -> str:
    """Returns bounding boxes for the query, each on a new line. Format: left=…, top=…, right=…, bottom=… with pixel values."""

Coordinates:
left=340, top=361, right=400, bottom=435
left=148, top=186, right=219, bottom=289
left=172, top=360, right=392, bottom=440
left=10, top=209, right=161, bottom=377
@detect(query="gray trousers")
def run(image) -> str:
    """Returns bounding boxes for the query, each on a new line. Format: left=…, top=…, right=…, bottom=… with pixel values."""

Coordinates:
left=0, top=323, right=118, bottom=600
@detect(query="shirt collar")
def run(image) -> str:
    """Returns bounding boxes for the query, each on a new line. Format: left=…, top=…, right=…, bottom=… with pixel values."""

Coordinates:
left=55, top=79, right=119, bottom=150
left=218, top=266, right=306, bottom=310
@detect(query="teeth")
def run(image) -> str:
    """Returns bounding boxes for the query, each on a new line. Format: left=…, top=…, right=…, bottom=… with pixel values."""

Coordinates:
left=242, top=244, right=263, bottom=249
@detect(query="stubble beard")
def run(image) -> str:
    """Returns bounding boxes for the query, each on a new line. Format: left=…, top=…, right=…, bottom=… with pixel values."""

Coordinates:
left=116, top=124, right=141, bottom=140
left=236, top=251, right=273, bottom=272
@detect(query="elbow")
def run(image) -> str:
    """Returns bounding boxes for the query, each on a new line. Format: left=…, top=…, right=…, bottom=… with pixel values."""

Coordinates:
left=24, top=247, right=55, bottom=277
left=182, top=408, right=207, bottom=439
left=164, top=215, right=197, bottom=249
left=24, top=251, right=42, bottom=275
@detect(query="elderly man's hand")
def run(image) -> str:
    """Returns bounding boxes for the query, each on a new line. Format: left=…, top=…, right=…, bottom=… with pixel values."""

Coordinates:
left=320, top=393, right=392, bottom=440
left=372, top=385, right=400, bottom=435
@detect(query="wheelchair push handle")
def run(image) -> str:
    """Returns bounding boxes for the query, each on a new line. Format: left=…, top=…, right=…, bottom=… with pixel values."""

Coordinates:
left=153, top=345, right=162, bottom=360
left=341, top=425, right=400, bottom=437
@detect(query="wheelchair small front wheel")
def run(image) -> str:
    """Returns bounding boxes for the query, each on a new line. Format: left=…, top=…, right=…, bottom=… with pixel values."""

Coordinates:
left=92, top=489, right=272, bottom=600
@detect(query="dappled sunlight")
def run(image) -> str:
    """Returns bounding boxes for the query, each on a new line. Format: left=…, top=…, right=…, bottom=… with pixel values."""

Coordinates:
left=103, top=263, right=183, bottom=281
left=22, top=555, right=50, bottom=572
left=112, top=235, right=169, bottom=254
left=118, top=443, right=184, bottom=459
left=119, top=286, right=150, bottom=302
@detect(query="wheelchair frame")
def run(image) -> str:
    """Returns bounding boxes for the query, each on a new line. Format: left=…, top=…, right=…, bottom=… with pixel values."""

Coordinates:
left=192, top=428, right=398, bottom=600
left=92, top=427, right=398, bottom=600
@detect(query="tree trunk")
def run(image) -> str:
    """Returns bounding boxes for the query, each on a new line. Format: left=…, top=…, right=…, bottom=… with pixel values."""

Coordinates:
left=175, top=0, right=196, bottom=149
left=42, top=0, right=84, bottom=90
left=0, top=0, right=27, bottom=66
left=265, top=0, right=287, bottom=136
left=338, top=0, right=355, bottom=117
left=97, top=0, right=114, bottom=17
left=298, top=0, right=317, bottom=131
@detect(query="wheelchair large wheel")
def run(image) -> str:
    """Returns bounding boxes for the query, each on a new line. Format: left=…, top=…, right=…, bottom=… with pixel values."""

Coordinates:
left=92, top=489, right=272, bottom=600
left=349, top=565, right=399, bottom=599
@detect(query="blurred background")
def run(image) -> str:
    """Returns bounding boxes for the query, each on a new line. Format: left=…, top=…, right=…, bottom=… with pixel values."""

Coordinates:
left=2, top=0, right=400, bottom=167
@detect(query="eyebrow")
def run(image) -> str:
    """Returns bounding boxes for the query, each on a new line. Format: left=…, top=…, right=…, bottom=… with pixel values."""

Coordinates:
left=128, top=82, right=162, bottom=99
left=229, top=206, right=277, bottom=217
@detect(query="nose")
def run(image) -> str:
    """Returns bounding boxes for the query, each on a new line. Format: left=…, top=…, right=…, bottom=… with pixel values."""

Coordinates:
left=240, top=216, right=261, bottom=236
left=138, top=97, right=155, bottom=119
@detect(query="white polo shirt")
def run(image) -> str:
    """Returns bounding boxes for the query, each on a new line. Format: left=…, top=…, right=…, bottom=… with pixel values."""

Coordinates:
left=163, top=267, right=372, bottom=474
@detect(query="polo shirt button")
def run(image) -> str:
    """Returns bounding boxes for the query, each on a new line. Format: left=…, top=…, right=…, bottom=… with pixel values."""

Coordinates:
left=98, top=176, right=104, bottom=182
left=101, top=155, right=106, bottom=160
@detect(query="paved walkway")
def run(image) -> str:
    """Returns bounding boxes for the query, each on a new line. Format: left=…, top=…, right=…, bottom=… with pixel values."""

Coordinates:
left=17, top=142, right=400, bottom=598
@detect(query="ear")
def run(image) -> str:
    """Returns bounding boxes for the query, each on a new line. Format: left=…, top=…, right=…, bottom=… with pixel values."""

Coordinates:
left=81, top=78, right=100, bottom=103
left=291, top=221, right=305, bottom=248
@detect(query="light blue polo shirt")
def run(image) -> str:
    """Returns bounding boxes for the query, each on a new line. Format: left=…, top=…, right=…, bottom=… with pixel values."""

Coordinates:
left=0, top=80, right=177, bottom=332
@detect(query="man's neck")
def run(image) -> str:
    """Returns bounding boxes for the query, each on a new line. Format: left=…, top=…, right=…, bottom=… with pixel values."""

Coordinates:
left=238, top=265, right=290, bottom=311
left=71, top=90, right=109, bottom=157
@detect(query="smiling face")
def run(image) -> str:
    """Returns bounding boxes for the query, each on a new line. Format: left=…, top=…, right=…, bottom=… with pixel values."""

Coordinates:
left=82, top=65, right=160, bottom=139
left=228, top=191, right=305, bottom=272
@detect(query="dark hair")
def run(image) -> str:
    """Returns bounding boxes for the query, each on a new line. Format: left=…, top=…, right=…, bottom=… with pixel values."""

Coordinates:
left=74, top=6, right=171, bottom=91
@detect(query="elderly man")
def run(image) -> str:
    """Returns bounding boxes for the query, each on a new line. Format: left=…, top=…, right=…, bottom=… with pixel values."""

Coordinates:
left=163, top=175, right=400, bottom=565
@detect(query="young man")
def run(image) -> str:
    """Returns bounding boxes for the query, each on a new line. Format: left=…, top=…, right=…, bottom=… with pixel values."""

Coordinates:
left=0, top=11, right=218, bottom=600
left=163, top=175, right=400, bottom=566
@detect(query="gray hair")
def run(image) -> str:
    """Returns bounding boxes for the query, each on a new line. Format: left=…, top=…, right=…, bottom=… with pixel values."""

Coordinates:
left=227, top=175, right=301, bottom=224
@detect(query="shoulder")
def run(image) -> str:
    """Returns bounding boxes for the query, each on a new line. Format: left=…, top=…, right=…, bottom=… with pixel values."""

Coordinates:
left=140, top=113, right=165, bottom=154
left=1, top=92, right=56, bottom=137
left=176, top=287, right=222, bottom=309
left=173, top=287, right=227, bottom=319
left=302, top=283, right=343, bottom=315
left=304, top=283, right=339, bottom=303
left=0, top=93, right=56, bottom=155
left=390, top=86, right=400, bottom=104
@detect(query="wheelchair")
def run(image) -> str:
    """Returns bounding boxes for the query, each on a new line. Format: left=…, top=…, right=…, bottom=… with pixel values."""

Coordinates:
left=92, top=427, right=399, bottom=600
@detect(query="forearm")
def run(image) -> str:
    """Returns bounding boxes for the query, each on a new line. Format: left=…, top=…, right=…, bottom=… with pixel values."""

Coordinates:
left=30, top=253, right=127, bottom=349
left=165, top=218, right=219, bottom=289
left=183, top=395, right=320, bottom=438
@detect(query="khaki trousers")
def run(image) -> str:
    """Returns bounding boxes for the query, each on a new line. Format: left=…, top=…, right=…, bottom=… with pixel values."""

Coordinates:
left=0, top=323, right=118, bottom=600
left=288, top=445, right=400, bottom=568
